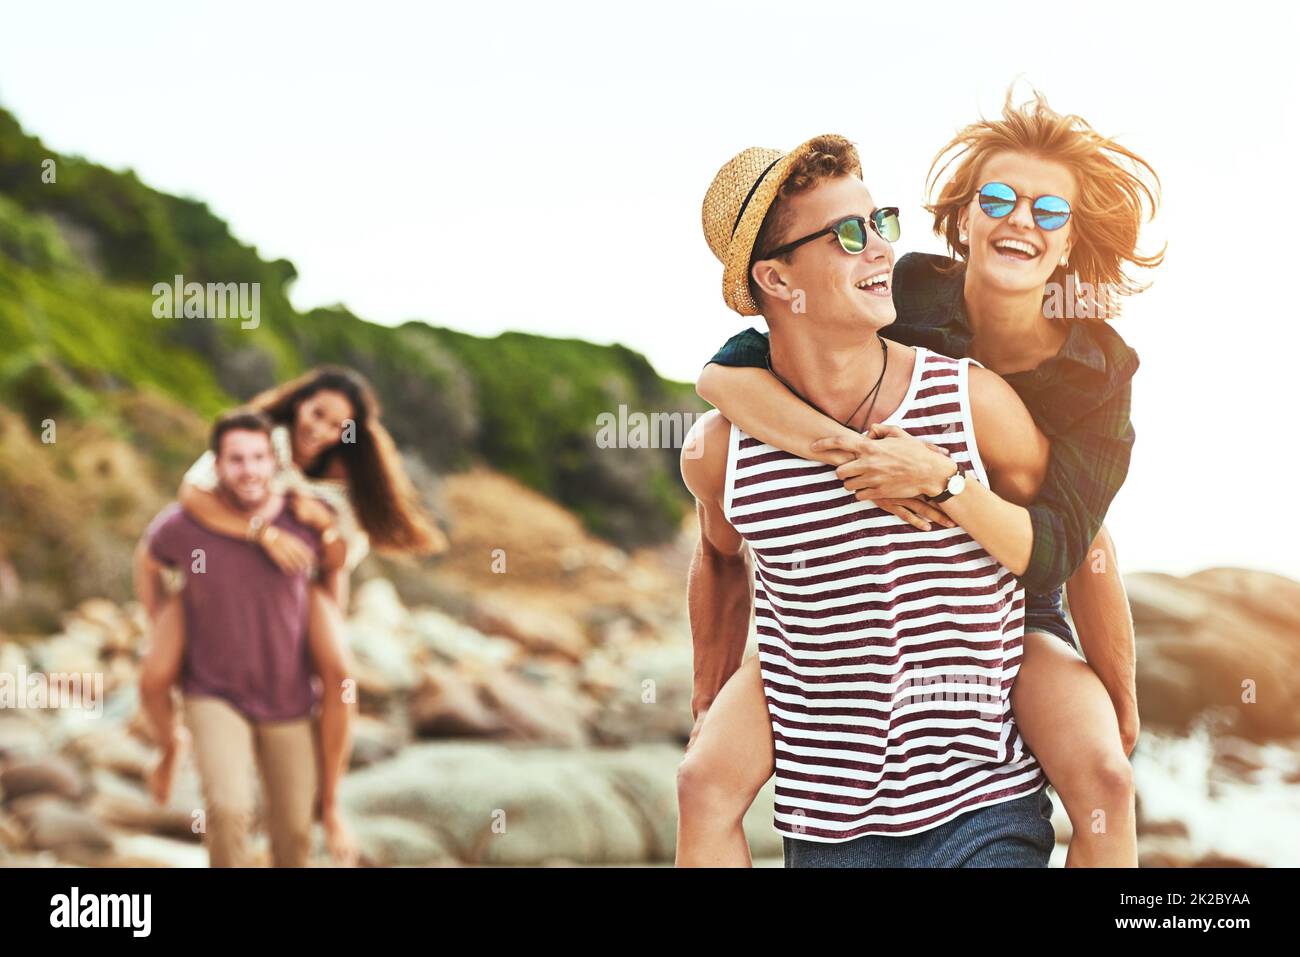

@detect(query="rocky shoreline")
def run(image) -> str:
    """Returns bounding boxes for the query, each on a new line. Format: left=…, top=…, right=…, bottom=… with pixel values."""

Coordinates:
left=2, top=546, right=1299, bottom=867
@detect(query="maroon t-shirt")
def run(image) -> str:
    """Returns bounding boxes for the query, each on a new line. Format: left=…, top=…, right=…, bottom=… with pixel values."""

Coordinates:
left=146, top=497, right=323, bottom=722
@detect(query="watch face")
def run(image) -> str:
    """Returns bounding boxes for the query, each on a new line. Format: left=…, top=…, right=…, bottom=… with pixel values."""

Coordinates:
left=949, top=472, right=967, bottom=495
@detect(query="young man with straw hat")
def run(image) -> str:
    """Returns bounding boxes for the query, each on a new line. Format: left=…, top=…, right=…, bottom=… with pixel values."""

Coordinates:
left=678, top=135, right=1058, bottom=866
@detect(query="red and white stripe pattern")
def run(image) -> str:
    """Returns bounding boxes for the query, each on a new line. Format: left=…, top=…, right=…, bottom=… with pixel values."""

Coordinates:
left=723, top=346, right=1045, bottom=842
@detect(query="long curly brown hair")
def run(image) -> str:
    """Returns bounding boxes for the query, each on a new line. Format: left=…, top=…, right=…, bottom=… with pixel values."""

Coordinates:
left=249, top=366, right=442, bottom=554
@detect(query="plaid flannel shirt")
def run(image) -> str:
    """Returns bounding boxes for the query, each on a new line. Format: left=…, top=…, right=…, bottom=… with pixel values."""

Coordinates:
left=705, top=252, right=1139, bottom=595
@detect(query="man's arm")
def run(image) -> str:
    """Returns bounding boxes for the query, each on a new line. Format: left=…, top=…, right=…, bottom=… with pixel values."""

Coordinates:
left=1065, top=525, right=1139, bottom=754
left=680, top=411, right=753, bottom=727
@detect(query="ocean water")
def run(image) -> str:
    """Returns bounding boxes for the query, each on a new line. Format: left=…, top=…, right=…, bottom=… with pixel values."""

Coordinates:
left=1131, top=725, right=1300, bottom=868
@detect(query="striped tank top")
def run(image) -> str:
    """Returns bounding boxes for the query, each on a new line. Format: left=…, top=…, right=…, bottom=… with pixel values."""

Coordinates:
left=723, top=346, right=1045, bottom=843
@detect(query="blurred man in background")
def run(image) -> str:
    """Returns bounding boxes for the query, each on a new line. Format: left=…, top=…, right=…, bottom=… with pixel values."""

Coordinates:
left=134, top=408, right=346, bottom=867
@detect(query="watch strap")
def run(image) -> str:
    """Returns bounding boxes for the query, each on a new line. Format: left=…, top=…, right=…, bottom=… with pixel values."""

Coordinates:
left=926, top=465, right=967, bottom=504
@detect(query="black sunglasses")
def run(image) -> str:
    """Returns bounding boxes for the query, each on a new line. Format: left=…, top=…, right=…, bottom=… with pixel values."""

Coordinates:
left=759, top=209, right=900, bottom=260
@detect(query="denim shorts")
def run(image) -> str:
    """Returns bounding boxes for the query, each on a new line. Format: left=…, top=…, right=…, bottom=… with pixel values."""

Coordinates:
left=782, top=785, right=1056, bottom=868
left=1023, top=586, right=1082, bottom=658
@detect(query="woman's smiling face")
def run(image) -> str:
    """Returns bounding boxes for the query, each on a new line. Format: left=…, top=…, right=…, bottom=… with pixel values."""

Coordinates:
left=959, top=151, right=1077, bottom=296
left=293, top=388, right=354, bottom=462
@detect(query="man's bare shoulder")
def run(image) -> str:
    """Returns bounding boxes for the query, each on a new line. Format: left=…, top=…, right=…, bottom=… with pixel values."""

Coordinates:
left=680, top=409, right=733, bottom=504
left=967, top=363, right=1025, bottom=414
left=968, top=363, right=1041, bottom=433
left=966, top=362, right=1048, bottom=495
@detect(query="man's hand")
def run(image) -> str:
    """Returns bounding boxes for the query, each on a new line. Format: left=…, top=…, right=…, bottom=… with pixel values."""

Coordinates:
left=1110, top=682, right=1140, bottom=757
left=811, top=423, right=956, bottom=501
left=1116, top=706, right=1140, bottom=758
left=259, top=525, right=317, bottom=575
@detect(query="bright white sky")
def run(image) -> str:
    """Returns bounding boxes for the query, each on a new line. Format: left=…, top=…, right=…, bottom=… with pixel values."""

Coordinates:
left=2, top=1, right=1297, bottom=579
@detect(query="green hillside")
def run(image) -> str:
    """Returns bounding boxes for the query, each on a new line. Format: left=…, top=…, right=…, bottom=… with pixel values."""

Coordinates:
left=0, top=107, right=701, bottom=630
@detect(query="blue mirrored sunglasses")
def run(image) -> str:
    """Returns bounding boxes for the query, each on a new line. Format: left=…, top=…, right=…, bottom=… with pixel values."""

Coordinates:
left=977, top=181, right=1071, bottom=231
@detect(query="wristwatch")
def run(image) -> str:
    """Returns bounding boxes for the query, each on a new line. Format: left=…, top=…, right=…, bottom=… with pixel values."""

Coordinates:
left=926, top=464, right=969, bottom=504
left=246, top=514, right=267, bottom=542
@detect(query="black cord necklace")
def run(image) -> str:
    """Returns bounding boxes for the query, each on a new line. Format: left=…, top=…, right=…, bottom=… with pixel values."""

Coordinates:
left=765, top=333, right=889, bottom=433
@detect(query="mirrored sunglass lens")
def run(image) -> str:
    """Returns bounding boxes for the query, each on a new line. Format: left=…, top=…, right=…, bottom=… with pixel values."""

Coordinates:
left=837, top=219, right=867, bottom=253
left=979, top=182, right=1016, bottom=218
left=1033, top=196, right=1071, bottom=230
left=875, top=210, right=900, bottom=242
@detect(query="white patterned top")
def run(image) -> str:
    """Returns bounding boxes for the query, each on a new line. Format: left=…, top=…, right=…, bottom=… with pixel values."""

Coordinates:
left=182, top=425, right=370, bottom=572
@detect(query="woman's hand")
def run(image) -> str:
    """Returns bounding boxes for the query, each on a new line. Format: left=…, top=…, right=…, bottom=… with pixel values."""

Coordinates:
left=873, top=497, right=957, bottom=532
left=259, top=525, right=317, bottom=575
left=804, top=433, right=866, bottom=468
left=290, top=494, right=335, bottom=531
left=812, top=423, right=956, bottom=501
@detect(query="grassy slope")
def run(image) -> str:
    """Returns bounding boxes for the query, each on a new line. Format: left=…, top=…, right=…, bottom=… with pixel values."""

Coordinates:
left=0, top=108, right=702, bottom=629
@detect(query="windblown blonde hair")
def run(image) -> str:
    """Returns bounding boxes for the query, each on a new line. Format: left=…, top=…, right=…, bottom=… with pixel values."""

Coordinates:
left=926, top=85, right=1164, bottom=317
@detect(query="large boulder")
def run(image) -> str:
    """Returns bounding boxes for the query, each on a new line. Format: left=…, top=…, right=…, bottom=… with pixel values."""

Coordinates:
left=340, top=741, right=781, bottom=865
left=408, top=666, right=509, bottom=739
left=349, top=714, right=408, bottom=769
left=102, top=833, right=208, bottom=868
left=465, top=595, right=589, bottom=662
left=7, top=794, right=112, bottom=854
left=585, top=642, right=695, bottom=745
left=0, top=712, right=50, bottom=764
left=85, top=768, right=200, bottom=841
left=0, top=755, right=84, bottom=801
left=339, top=742, right=651, bottom=864
left=1128, top=569, right=1300, bottom=740
left=65, top=725, right=155, bottom=781
left=349, top=814, right=454, bottom=867
left=406, top=608, right=520, bottom=670
left=475, top=669, right=590, bottom=747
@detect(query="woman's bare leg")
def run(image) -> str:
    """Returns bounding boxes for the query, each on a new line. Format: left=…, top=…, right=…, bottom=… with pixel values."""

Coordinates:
left=307, top=584, right=358, bottom=865
left=1010, top=631, right=1138, bottom=867
left=675, top=654, right=775, bottom=867
left=138, top=593, right=188, bottom=805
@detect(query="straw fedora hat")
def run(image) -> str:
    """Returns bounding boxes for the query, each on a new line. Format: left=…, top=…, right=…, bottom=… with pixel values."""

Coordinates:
left=702, top=135, right=862, bottom=316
